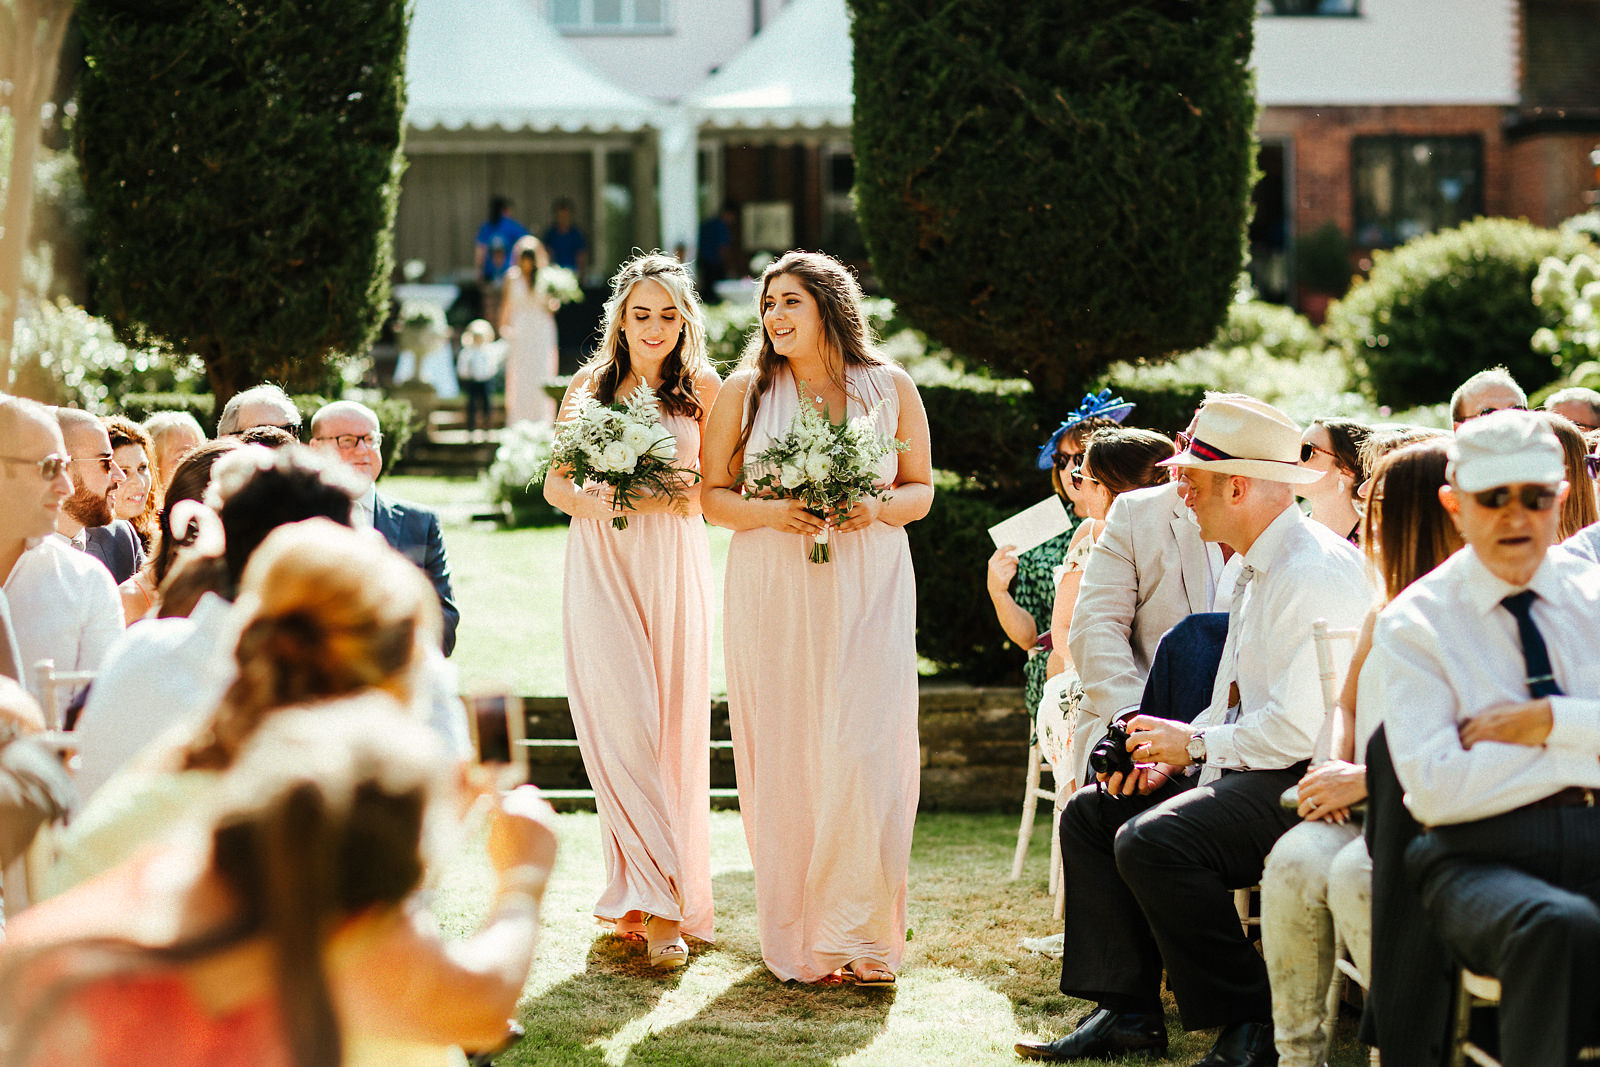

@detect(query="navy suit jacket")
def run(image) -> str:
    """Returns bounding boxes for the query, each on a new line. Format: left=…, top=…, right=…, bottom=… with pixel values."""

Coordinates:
left=373, top=493, right=460, bottom=657
left=83, top=521, right=146, bottom=585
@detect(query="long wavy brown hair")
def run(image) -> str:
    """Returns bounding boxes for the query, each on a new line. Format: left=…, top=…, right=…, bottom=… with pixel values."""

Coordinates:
left=729, top=251, right=886, bottom=471
left=582, top=251, right=712, bottom=419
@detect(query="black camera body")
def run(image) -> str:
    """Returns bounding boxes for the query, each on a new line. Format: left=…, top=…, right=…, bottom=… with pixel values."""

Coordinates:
left=1089, top=720, right=1136, bottom=778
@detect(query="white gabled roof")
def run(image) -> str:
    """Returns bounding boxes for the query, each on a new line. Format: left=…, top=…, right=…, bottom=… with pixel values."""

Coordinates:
left=406, top=0, right=657, bottom=133
left=684, top=0, right=854, bottom=130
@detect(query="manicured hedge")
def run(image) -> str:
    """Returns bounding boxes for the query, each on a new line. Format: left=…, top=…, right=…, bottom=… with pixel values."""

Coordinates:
left=850, top=0, right=1258, bottom=403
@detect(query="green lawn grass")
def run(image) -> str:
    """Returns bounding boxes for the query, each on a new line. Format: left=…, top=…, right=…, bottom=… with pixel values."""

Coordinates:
left=431, top=808, right=1372, bottom=1067
left=381, top=475, right=730, bottom=697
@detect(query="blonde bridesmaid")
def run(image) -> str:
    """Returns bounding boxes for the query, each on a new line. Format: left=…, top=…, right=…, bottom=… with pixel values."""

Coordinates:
left=701, top=251, right=934, bottom=985
left=543, top=252, right=721, bottom=969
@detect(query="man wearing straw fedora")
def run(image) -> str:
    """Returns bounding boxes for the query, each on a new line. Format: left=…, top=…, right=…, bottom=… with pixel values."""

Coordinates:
left=1017, top=397, right=1372, bottom=1067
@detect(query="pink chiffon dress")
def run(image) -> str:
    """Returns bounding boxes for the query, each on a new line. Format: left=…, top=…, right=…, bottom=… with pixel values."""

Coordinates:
left=724, top=363, right=920, bottom=982
left=502, top=271, right=558, bottom=425
left=562, top=409, right=715, bottom=943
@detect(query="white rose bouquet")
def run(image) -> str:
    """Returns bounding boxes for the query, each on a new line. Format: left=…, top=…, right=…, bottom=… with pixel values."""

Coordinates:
left=743, top=386, right=908, bottom=563
left=547, top=384, right=697, bottom=529
left=535, top=266, right=585, bottom=307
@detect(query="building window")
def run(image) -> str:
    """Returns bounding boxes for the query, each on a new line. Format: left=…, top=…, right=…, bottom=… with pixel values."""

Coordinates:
left=1256, top=0, right=1359, bottom=14
left=1352, top=135, right=1483, bottom=248
left=551, top=0, right=670, bottom=33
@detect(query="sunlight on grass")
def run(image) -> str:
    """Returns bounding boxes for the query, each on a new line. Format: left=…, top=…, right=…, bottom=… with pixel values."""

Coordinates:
left=428, top=809, right=1373, bottom=1066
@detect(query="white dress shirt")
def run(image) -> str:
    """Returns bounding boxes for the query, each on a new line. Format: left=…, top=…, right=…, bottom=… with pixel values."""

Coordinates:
left=2, top=535, right=123, bottom=701
left=1191, top=506, right=1373, bottom=784
left=352, top=485, right=378, bottom=530
left=1370, top=547, right=1600, bottom=827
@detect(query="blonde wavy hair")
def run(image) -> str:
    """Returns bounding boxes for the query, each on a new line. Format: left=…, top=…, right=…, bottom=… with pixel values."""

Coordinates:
left=182, top=519, right=440, bottom=771
left=582, top=251, right=712, bottom=419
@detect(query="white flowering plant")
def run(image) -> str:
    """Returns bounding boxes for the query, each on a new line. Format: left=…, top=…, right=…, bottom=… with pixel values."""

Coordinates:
left=546, top=384, right=696, bottom=529
left=742, top=388, right=908, bottom=562
left=536, top=266, right=585, bottom=307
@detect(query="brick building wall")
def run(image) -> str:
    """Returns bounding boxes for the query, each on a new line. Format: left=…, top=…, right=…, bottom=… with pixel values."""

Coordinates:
left=1504, top=130, right=1600, bottom=225
left=1259, top=104, right=1510, bottom=249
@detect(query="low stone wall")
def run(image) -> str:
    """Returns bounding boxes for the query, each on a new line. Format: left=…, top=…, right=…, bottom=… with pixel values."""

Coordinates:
left=518, top=682, right=1031, bottom=812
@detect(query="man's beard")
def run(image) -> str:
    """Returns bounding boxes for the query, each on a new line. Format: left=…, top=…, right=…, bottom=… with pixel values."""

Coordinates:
left=64, top=487, right=113, bottom=528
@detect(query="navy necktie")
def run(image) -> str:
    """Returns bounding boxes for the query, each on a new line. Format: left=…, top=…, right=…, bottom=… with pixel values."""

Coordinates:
left=1501, top=590, right=1565, bottom=698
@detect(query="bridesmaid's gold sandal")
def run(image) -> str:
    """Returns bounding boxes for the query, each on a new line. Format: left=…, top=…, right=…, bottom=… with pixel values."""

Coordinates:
left=612, top=913, right=648, bottom=942
left=645, top=915, right=688, bottom=971
left=845, top=958, right=896, bottom=986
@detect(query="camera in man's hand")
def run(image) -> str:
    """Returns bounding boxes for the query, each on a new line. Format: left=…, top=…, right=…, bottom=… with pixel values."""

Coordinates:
left=1089, top=721, right=1136, bottom=778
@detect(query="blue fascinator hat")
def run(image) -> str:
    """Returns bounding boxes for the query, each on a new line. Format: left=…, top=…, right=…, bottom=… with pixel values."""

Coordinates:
left=1036, top=389, right=1136, bottom=469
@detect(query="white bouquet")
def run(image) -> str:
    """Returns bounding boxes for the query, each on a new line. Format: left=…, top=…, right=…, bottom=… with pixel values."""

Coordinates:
left=547, top=384, right=697, bottom=529
left=743, top=386, right=908, bottom=563
left=535, top=266, right=585, bottom=306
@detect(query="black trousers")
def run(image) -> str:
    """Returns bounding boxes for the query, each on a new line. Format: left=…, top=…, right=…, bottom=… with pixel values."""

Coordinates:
left=462, top=380, right=492, bottom=432
left=1408, top=804, right=1600, bottom=1067
left=1058, top=765, right=1304, bottom=1031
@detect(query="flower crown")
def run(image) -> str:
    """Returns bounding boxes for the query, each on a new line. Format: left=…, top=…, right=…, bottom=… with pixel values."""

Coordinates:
left=1035, top=389, right=1136, bottom=470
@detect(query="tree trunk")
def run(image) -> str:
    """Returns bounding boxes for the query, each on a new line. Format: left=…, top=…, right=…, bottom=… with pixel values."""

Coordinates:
left=0, top=0, right=74, bottom=388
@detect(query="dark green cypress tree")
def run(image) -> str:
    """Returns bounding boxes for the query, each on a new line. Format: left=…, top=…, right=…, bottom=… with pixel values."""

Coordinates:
left=851, top=0, right=1258, bottom=402
left=75, top=0, right=408, bottom=401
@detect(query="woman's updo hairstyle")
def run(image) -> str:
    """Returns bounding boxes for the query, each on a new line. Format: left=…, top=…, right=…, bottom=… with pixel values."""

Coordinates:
left=1083, top=427, right=1176, bottom=497
left=184, top=520, right=440, bottom=771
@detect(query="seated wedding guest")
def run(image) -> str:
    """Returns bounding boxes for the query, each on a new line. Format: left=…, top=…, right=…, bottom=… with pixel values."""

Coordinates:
left=1533, top=409, right=1598, bottom=538
left=55, top=408, right=141, bottom=584
left=1041, top=427, right=1174, bottom=780
left=0, top=397, right=122, bottom=704
left=1450, top=366, right=1526, bottom=429
left=118, top=438, right=244, bottom=623
left=1063, top=393, right=1247, bottom=785
left=1544, top=385, right=1600, bottom=432
left=1260, top=437, right=1461, bottom=1067
left=309, top=400, right=459, bottom=656
left=75, top=446, right=360, bottom=801
left=988, top=392, right=1128, bottom=726
left=216, top=383, right=301, bottom=437
left=51, top=519, right=439, bottom=894
left=2, top=699, right=557, bottom=1066
left=1371, top=409, right=1600, bottom=1067
left=104, top=417, right=158, bottom=555
left=1296, top=417, right=1370, bottom=542
left=1018, top=396, right=1372, bottom=1067
left=142, top=410, right=206, bottom=497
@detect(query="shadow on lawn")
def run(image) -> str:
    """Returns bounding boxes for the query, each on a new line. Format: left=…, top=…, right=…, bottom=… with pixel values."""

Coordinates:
left=513, top=934, right=682, bottom=1064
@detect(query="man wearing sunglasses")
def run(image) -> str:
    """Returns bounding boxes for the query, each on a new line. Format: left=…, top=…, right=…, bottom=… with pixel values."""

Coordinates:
left=1367, top=409, right=1600, bottom=1066
left=1448, top=366, right=1527, bottom=430
left=0, top=396, right=123, bottom=705
left=54, top=408, right=142, bottom=584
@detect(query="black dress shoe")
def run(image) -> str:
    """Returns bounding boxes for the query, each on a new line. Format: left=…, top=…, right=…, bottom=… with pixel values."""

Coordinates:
left=1192, top=1020, right=1277, bottom=1067
left=1014, top=1007, right=1168, bottom=1061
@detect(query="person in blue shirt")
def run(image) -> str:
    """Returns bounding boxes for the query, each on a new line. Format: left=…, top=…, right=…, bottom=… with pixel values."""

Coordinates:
left=542, top=198, right=588, bottom=277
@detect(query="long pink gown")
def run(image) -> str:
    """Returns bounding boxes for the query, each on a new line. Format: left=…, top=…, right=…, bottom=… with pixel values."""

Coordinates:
left=724, top=363, right=920, bottom=982
left=562, top=410, right=715, bottom=942
left=502, top=271, right=558, bottom=425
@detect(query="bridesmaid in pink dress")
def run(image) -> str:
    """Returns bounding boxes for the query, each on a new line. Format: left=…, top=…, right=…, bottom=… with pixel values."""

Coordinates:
left=543, top=252, right=721, bottom=970
left=498, top=236, right=560, bottom=426
left=702, top=251, right=934, bottom=985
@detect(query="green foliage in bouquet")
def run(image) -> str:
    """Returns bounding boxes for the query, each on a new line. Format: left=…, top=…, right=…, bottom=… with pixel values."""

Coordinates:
left=849, top=0, right=1258, bottom=404
left=547, top=385, right=698, bottom=529
left=74, top=0, right=409, bottom=403
left=1326, top=218, right=1597, bottom=410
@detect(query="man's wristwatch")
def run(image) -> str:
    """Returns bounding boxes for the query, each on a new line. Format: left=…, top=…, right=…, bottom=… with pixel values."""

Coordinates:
left=1186, top=732, right=1207, bottom=765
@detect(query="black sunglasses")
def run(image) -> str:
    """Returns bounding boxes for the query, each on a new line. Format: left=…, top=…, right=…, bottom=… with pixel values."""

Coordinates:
left=1300, top=442, right=1336, bottom=463
left=1469, top=404, right=1529, bottom=420
left=1471, top=484, right=1559, bottom=511
left=1052, top=451, right=1085, bottom=471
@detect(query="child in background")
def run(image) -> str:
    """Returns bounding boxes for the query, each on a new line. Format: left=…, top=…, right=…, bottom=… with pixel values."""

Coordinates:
left=457, top=319, right=504, bottom=438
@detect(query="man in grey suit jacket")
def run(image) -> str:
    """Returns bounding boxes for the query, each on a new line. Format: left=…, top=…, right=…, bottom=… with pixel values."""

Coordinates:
left=310, top=400, right=460, bottom=656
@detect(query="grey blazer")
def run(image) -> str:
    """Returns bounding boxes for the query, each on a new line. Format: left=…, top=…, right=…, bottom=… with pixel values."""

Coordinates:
left=1064, top=481, right=1211, bottom=782
left=83, top=520, right=146, bottom=585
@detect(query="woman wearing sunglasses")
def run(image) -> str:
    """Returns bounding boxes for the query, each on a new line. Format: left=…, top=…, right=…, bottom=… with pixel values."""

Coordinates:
left=1533, top=409, right=1598, bottom=539
left=986, top=392, right=1131, bottom=727
left=1296, top=417, right=1372, bottom=543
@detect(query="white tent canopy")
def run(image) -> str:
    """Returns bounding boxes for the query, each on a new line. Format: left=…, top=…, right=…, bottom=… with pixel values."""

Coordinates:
left=406, top=0, right=657, bottom=132
left=683, top=0, right=854, bottom=130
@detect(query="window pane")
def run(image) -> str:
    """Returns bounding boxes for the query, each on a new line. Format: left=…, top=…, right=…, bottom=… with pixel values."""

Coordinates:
left=594, top=0, right=622, bottom=25
left=1351, top=135, right=1481, bottom=248
left=551, top=0, right=580, bottom=25
left=634, top=0, right=664, bottom=27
